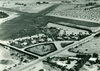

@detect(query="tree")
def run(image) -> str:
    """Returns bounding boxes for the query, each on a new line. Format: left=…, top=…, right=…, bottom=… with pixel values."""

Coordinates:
left=93, top=53, right=98, bottom=58
left=39, top=69, right=44, bottom=71
left=3, top=69, right=8, bottom=71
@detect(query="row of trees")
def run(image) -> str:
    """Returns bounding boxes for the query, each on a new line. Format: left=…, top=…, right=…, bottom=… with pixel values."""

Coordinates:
left=15, top=3, right=27, bottom=6
left=36, top=1, right=49, bottom=4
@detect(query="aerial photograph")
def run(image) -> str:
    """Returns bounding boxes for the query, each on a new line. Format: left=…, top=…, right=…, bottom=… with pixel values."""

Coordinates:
left=0, top=0, right=100, bottom=71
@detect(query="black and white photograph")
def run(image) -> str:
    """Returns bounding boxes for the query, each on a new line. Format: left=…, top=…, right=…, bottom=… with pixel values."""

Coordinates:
left=0, top=0, right=100, bottom=71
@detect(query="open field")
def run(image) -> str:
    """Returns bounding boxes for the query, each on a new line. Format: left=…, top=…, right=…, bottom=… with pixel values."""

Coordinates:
left=25, top=43, right=57, bottom=56
left=47, top=3, right=100, bottom=23
left=46, top=15, right=100, bottom=33
left=47, top=23, right=89, bottom=34
left=47, top=23, right=90, bottom=41
left=0, top=12, right=36, bottom=40
left=0, top=0, right=54, bottom=13
left=0, top=45, right=18, bottom=71
left=0, top=45, right=38, bottom=71
left=73, top=36, right=100, bottom=57
left=80, top=63, right=100, bottom=71
left=0, top=4, right=58, bottom=41
left=0, top=10, right=19, bottom=25
left=46, top=15, right=100, bottom=28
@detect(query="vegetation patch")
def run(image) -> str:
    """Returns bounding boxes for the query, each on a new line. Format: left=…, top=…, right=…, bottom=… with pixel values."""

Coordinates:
left=0, top=11, right=9, bottom=18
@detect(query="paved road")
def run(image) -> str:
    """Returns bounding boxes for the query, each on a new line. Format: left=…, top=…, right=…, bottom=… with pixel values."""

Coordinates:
left=1, top=3, right=100, bottom=71
left=0, top=30, right=99, bottom=71
left=18, top=31, right=100, bottom=71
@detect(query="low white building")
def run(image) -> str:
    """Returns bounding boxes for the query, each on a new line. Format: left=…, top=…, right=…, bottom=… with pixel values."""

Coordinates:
left=89, top=57, right=98, bottom=63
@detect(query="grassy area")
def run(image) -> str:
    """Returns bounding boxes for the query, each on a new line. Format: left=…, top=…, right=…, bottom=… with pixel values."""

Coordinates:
left=46, top=15, right=100, bottom=28
left=25, top=43, right=57, bottom=56
left=0, top=11, right=47, bottom=40
left=0, top=4, right=58, bottom=40
left=47, top=23, right=90, bottom=41
left=73, top=36, right=100, bottom=57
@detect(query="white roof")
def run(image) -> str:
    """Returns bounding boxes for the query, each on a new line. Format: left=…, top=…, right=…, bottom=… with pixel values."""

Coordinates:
left=68, top=57, right=79, bottom=60
left=89, top=57, right=97, bottom=61
left=56, top=61, right=67, bottom=66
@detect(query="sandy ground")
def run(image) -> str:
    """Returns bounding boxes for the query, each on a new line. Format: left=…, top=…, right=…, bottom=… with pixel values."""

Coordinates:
left=73, top=36, right=100, bottom=57
left=0, top=18, right=4, bottom=24
left=0, top=45, right=19, bottom=71
left=0, top=10, right=20, bottom=25
left=54, top=49, right=76, bottom=57
left=0, top=14, right=19, bottom=25
left=17, top=4, right=53, bottom=13
left=24, top=62, right=45, bottom=71
left=47, top=23, right=89, bottom=34
left=0, top=1, right=54, bottom=13
left=5, top=4, right=53, bottom=13
left=80, top=62, right=100, bottom=71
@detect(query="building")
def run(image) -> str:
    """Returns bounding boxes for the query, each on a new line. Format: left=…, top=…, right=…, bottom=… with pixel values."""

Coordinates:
left=43, top=54, right=91, bottom=71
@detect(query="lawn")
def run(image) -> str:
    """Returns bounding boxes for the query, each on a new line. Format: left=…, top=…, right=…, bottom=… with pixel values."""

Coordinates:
left=25, top=43, right=57, bottom=56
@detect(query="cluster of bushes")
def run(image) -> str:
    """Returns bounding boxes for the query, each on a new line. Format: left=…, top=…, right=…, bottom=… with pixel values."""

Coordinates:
left=15, top=3, right=27, bottom=6
left=94, top=33, right=100, bottom=38
left=85, top=2, right=97, bottom=6
left=36, top=1, right=49, bottom=4
left=0, top=11, right=9, bottom=18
